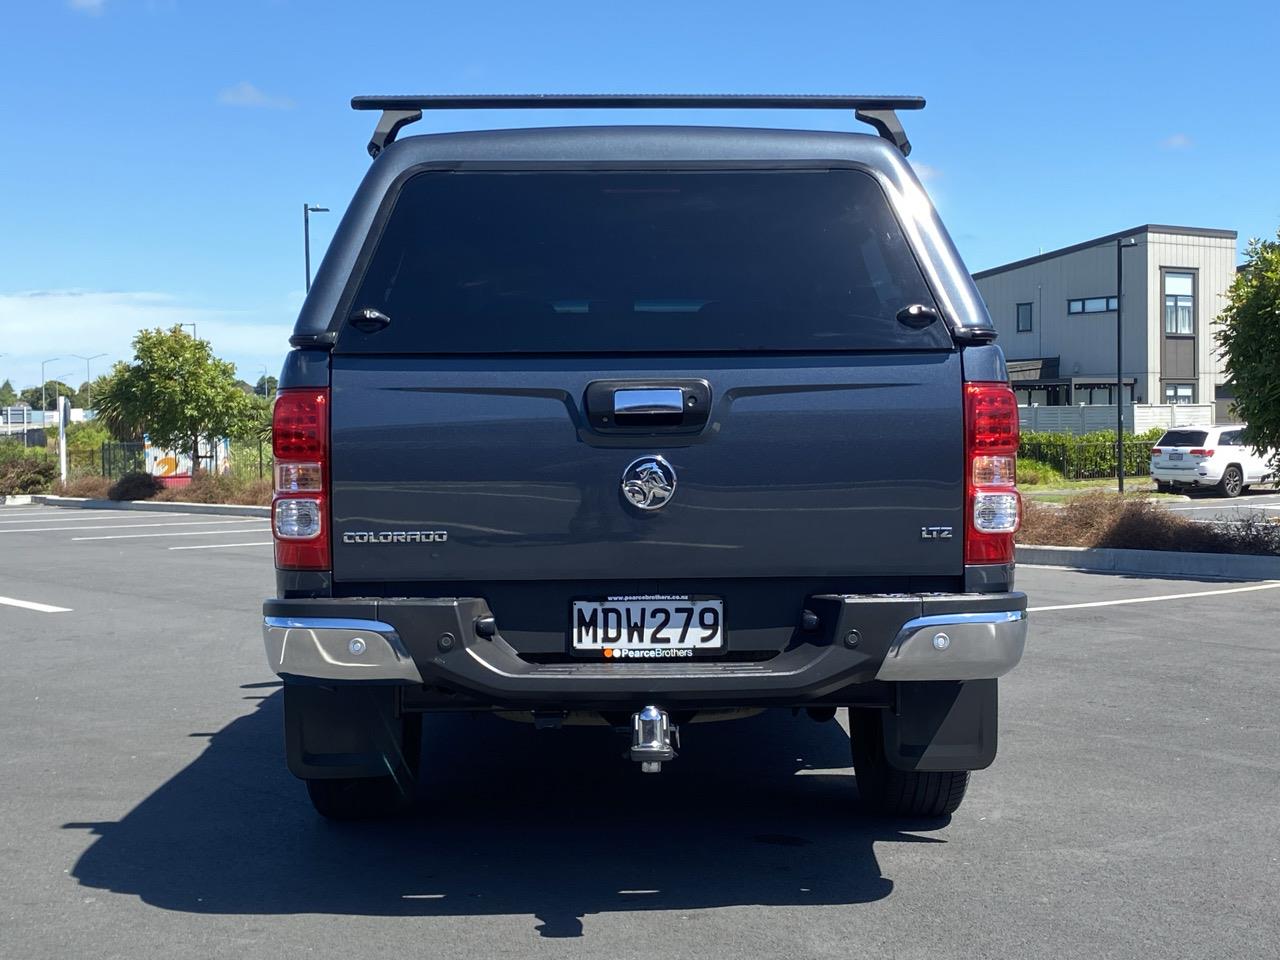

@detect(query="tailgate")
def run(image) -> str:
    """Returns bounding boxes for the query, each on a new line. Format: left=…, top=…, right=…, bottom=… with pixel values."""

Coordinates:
left=329, top=353, right=963, bottom=582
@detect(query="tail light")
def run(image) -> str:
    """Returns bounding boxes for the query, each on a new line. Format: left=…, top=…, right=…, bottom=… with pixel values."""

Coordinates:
left=1189, top=448, right=1214, bottom=458
left=1151, top=448, right=1162, bottom=456
left=272, top=387, right=330, bottom=570
left=964, top=382, right=1020, bottom=564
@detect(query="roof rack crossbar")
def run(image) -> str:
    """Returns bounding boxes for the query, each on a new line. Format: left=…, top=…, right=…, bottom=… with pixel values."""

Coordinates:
left=352, top=94, right=926, bottom=158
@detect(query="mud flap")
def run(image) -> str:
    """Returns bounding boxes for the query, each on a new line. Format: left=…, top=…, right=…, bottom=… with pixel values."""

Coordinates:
left=882, top=679, right=998, bottom=772
left=283, top=683, right=413, bottom=781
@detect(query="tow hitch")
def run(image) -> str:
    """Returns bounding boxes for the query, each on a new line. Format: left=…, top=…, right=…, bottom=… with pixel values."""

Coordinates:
left=631, top=705, right=677, bottom=773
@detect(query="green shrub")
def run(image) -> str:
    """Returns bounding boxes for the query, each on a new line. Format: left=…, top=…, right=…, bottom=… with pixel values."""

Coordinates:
left=108, top=471, right=164, bottom=501
left=1019, top=428, right=1164, bottom=480
left=0, top=454, right=58, bottom=495
left=65, top=420, right=111, bottom=452
left=227, top=442, right=272, bottom=483
left=0, top=440, right=50, bottom=467
left=1018, top=459, right=1065, bottom=486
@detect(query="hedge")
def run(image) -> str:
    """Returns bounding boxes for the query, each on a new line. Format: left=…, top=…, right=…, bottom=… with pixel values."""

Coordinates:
left=0, top=451, right=58, bottom=496
left=1020, top=428, right=1165, bottom=480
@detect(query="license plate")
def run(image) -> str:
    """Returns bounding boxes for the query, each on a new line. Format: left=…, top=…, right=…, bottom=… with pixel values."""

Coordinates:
left=572, top=596, right=724, bottom=655
left=1169, top=452, right=1184, bottom=461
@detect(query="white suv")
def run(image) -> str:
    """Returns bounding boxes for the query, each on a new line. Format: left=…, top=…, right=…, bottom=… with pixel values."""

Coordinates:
left=1151, top=425, right=1275, bottom=497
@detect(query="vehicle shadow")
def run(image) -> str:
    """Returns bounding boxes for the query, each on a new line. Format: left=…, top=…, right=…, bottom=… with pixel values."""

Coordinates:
left=65, top=691, right=944, bottom=938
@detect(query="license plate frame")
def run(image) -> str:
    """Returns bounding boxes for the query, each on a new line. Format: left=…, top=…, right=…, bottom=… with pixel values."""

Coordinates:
left=1169, top=452, right=1184, bottom=461
left=570, top=595, right=725, bottom=658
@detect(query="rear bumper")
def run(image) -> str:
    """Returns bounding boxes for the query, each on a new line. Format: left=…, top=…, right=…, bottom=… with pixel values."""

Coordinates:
left=263, top=591, right=1027, bottom=708
left=1152, top=464, right=1219, bottom=484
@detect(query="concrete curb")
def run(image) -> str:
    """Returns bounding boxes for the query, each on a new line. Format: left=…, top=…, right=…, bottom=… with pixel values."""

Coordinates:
left=0, top=495, right=35, bottom=506
left=34, top=495, right=269, bottom=518
left=1017, top=544, right=1280, bottom=581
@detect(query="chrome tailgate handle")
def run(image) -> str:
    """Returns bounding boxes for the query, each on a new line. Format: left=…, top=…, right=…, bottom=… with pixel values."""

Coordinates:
left=583, top=379, right=711, bottom=433
left=613, top=388, right=684, bottom=416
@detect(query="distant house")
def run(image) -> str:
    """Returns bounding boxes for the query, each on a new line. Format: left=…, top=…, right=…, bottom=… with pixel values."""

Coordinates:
left=973, top=225, right=1237, bottom=422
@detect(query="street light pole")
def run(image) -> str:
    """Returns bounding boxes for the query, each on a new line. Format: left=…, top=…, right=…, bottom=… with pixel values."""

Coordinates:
left=70, top=353, right=106, bottom=409
left=303, top=203, right=329, bottom=292
left=41, top=357, right=61, bottom=415
left=1116, top=237, right=1137, bottom=494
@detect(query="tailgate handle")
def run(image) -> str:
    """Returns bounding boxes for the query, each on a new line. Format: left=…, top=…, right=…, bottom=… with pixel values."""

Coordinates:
left=583, top=379, right=710, bottom=433
left=613, top=389, right=684, bottom=417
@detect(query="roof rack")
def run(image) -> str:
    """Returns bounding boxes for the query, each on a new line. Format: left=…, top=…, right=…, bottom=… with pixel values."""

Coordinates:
left=350, top=94, right=926, bottom=159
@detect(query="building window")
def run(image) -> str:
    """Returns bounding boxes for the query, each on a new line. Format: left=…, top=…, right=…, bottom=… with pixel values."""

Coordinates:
left=1067, top=296, right=1119, bottom=314
left=1164, top=383, right=1195, bottom=404
left=1164, top=272, right=1194, bottom=335
left=1016, top=302, right=1033, bottom=332
left=1071, top=383, right=1135, bottom=405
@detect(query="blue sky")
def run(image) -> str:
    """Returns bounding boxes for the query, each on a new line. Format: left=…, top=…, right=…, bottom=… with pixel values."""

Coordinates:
left=1, top=0, right=1277, bottom=392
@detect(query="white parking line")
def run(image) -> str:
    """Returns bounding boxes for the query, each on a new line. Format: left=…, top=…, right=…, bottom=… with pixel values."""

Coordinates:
left=1029, top=580, right=1280, bottom=612
left=3, top=519, right=266, bottom=535
left=0, top=510, right=141, bottom=520
left=0, top=513, right=192, bottom=525
left=73, top=526, right=271, bottom=541
left=0, top=595, right=72, bottom=613
left=168, top=541, right=273, bottom=550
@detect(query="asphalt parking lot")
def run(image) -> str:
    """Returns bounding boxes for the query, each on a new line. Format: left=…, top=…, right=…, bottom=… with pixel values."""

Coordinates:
left=1157, top=488, right=1280, bottom=522
left=1, top=503, right=1277, bottom=960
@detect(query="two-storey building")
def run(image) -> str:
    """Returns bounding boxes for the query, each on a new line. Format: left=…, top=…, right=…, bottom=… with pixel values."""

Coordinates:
left=973, top=225, right=1238, bottom=421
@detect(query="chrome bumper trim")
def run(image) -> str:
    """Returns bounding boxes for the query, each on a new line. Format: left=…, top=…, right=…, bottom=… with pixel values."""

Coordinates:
left=875, top=610, right=1026, bottom=681
left=262, top=616, right=424, bottom=683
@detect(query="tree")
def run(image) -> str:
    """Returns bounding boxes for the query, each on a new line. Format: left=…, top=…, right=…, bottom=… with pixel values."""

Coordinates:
left=73, top=373, right=114, bottom=410
left=1216, top=230, right=1280, bottom=467
left=0, top=379, right=16, bottom=407
left=229, top=393, right=273, bottom=445
left=95, top=326, right=257, bottom=475
left=254, top=374, right=278, bottom=398
left=19, top=380, right=75, bottom=410
left=65, top=419, right=111, bottom=452
left=93, top=362, right=142, bottom=441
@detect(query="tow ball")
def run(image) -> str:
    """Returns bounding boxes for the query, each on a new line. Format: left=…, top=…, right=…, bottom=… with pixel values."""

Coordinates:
left=631, top=705, right=677, bottom=773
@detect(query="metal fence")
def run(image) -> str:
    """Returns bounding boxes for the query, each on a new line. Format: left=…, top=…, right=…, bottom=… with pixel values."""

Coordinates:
left=101, top=442, right=146, bottom=479
left=1020, top=439, right=1154, bottom=480
left=94, top=441, right=270, bottom=480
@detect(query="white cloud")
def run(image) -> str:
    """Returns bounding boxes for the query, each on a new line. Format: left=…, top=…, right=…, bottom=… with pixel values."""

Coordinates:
left=69, top=0, right=105, bottom=13
left=0, top=290, right=291, bottom=391
left=1159, top=132, right=1194, bottom=150
left=217, top=81, right=295, bottom=110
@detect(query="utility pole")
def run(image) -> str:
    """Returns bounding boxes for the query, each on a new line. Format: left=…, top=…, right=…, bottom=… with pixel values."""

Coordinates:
left=41, top=357, right=60, bottom=417
left=1115, top=237, right=1137, bottom=494
left=70, top=353, right=106, bottom=409
left=304, top=203, right=329, bottom=292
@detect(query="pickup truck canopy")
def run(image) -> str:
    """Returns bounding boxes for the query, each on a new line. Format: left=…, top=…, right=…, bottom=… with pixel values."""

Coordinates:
left=292, top=125, right=995, bottom=348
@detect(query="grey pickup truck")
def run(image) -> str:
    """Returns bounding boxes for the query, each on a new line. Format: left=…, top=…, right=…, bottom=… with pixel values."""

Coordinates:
left=263, top=95, right=1027, bottom=821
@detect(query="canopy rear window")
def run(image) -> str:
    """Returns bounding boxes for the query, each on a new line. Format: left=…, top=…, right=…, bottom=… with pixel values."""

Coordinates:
left=336, top=169, right=950, bottom=353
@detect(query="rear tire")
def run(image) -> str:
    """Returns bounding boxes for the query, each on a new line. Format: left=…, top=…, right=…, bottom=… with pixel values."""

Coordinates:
left=304, top=714, right=422, bottom=821
left=1154, top=480, right=1172, bottom=493
left=849, top=710, right=969, bottom=818
left=1219, top=465, right=1244, bottom=498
